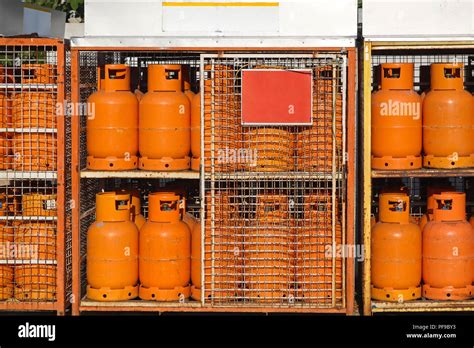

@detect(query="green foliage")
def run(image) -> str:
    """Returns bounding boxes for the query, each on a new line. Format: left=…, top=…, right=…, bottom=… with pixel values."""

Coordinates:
left=23, top=0, right=84, bottom=11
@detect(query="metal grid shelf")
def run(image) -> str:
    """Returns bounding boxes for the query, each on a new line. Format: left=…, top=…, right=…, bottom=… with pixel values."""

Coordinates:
left=372, top=169, right=474, bottom=178
left=80, top=298, right=201, bottom=310
left=0, top=216, right=57, bottom=221
left=0, top=171, right=57, bottom=180
left=0, top=83, right=57, bottom=90
left=0, top=260, right=57, bottom=265
left=80, top=170, right=199, bottom=179
left=79, top=298, right=347, bottom=313
left=205, top=172, right=343, bottom=180
left=372, top=300, right=474, bottom=313
left=0, top=128, right=57, bottom=134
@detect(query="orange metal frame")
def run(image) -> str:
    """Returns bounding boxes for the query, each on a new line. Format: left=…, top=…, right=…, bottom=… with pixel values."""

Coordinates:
left=0, top=38, right=67, bottom=315
left=70, top=46, right=356, bottom=315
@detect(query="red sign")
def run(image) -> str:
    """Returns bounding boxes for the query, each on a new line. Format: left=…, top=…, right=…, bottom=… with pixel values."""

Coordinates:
left=241, top=69, right=313, bottom=126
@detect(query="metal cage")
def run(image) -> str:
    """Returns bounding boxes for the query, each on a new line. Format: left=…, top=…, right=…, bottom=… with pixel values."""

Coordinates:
left=0, top=38, right=69, bottom=314
left=362, top=40, right=474, bottom=315
left=71, top=48, right=356, bottom=315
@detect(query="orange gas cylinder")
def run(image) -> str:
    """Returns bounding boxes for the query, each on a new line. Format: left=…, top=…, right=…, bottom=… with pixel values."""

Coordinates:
left=0, top=92, right=11, bottom=128
left=245, top=226, right=294, bottom=303
left=87, top=65, right=138, bottom=170
left=202, top=191, right=243, bottom=301
left=0, top=264, right=13, bottom=300
left=0, top=226, right=13, bottom=300
left=15, top=265, right=56, bottom=301
left=372, top=63, right=422, bottom=170
left=0, top=135, right=11, bottom=170
left=139, top=65, right=191, bottom=171
left=183, top=212, right=197, bottom=233
left=12, top=92, right=55, bottom=129
left=116, top=190, right=145, bottom=230
left=139, top=192, right=191, bottom=301
left=12, top=134, right=56, bottom=171
left=21, top=64, right=55, bottom=84
left=87, top=192, right=139, bottom=301
left=242, top=128, right=293, bottom=172
left=22, top=194, right=57, bottom=217
left=182, top=65, right=195, bottom=103
left=371, top=192, right=422, bottom=302
left=245, top=194, right=294, bottom=302
left=14, top=222, right=56, bottom=301
left=190, top=92, right=201, bottom=171
left=423, top=192, right=474, bottom=300
left=296, top=193, right=343, bottom=302
left=419, top=185, right=454, bottom=231
left=203, top=64, right=240, bottom=173
left=423, top=64, right=474, bottom=168
left=190, top=219, right=201, bottom=300
left=296, top=65, right=343, bottom=172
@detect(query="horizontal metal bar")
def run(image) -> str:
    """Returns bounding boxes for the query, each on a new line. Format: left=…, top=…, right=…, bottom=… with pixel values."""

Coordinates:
left=0, top=216, right=57, bottom=221
left=71, top=37, right=356, bottom=49
left=372, top=169, right=474, bottom=178
left=80, top=299, right=347, bottom=313
left=0, top=83, right=57, bottom=90
left=205, top=172, right=343, bottom=180
left=0, top=302, right=57, bottom=311
left=0, top=171, right=57, bottom=180
left=0, top=260, right=57, bottom=265
left=372, top=300, right=474, bottom=313
left=0, top=128, right=57, bottom=134
left=80, top=170, right=199, bottom=179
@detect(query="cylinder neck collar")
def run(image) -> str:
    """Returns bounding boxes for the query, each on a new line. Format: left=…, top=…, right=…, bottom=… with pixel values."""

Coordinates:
left=380, top=63, right=414, bottom=90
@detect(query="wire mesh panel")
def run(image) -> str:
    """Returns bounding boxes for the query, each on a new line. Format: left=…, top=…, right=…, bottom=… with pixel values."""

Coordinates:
left=202, top=54, right=347, bottom=309
left=0, top=39, right=66, bottom=313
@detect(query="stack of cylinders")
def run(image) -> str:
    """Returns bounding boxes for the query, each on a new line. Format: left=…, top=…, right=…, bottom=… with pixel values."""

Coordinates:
left=296, top=66, right=343, bottom=172
left=242, top=128, right=293, bottom=172
left=14, top=223, right=56, bottom=301
left=296, top=192, right=343, bottom=302
left=245, top=194, right=294, bottom=302
left=202, top=191, right=243, bottom=301
left=203, top=64, right=240, bottom=173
